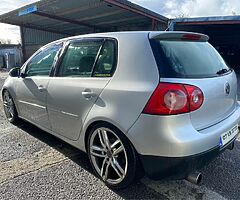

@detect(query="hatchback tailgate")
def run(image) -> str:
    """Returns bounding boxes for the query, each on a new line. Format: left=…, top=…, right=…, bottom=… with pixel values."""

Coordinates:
left=150, top=31, right=238, bottom=130
left=189, top=72, right=237, bottom=130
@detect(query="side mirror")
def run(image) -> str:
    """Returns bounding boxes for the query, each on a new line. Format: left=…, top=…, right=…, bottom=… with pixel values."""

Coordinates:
left=9, top=67, right=20, bottom=77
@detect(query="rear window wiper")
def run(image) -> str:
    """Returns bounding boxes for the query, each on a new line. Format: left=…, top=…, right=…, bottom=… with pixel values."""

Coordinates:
left=216, top=68, right=230, bottom=75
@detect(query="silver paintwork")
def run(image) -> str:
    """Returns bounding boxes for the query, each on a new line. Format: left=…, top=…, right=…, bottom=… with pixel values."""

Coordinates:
left=2, top=31, right=240, bottom=159
left=149, top=31, right=209, bottom=41
left=46, top=77, right=110, bottom=141
left=160, top=73, right=238, bottom=131
left=15, top=76, right=51, bottom=129
left=128, top=102, right=240, bottom=157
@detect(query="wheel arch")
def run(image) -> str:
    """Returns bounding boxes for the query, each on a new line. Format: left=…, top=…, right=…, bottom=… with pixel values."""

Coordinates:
left=2, top=86, right=16, bottom=101
left=2, top=87, right=20, bottom=116
left=1, top=87, right=7, bottom=97
left=83, top=120, right=137, bottom=154
left=83, top=119, right=145, bottom=183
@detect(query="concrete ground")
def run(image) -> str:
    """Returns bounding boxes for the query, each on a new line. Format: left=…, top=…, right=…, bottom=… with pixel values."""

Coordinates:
left=0, top=71, right=240, bottom=200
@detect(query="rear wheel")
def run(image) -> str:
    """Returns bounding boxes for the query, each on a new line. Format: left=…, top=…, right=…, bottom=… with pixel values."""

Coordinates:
left=3, top=90, right=18, bottom=123
left=87, top=122, right=139, bottom=189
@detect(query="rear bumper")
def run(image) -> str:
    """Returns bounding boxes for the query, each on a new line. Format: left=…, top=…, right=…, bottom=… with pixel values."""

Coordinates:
left=139, top=137, right=237, bottom=180
left=127, top=102, right=240, bottom=157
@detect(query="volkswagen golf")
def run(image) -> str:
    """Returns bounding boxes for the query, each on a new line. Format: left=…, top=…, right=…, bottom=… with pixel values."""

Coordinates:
left=2, top=31, right=240, bottom=189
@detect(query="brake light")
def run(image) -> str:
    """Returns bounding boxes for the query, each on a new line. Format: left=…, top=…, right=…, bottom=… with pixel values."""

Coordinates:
left=143, top=83, right=204, bottom=115
left=181, top=34, right=201, bottom=41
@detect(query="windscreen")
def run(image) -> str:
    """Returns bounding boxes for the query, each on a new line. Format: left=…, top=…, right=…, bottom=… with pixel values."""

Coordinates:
left=152, top=40, right=231, bottom=78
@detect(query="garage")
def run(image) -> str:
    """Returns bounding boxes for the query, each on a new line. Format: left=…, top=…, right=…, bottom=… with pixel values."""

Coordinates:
left=0, top=0, right=168, bottom=62
left=169, top=16, right=240, bottom=71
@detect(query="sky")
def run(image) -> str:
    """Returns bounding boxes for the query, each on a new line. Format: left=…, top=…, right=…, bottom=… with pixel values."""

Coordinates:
left=0, top=0, right=240, bottom=43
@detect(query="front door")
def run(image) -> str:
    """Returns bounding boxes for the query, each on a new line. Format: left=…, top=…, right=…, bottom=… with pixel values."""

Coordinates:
left=16, top=43, right=62, bottom=129
left=47, top=39, right=116, bottom=140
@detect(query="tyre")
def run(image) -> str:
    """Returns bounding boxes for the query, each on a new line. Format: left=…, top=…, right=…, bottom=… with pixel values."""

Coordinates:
left=87, top=122, right=140, bottom=189
left=2, top=90, right=19, bottom=124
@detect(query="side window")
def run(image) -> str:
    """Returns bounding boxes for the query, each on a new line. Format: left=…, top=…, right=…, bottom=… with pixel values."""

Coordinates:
left=93, top=40, right=116, bottom=77
left=26, top=44, right=62, bottom=76
left=58, top=40, right=103, bottom=77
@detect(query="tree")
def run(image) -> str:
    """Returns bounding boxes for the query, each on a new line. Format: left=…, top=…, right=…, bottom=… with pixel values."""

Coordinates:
left=175, top=13, right=189, bottom=18
left=0, top=38, right=12, bottom=44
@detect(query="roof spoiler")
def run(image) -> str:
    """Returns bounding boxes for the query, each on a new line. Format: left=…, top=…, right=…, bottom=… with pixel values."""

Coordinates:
left=149, top=31, right=209, bottom=42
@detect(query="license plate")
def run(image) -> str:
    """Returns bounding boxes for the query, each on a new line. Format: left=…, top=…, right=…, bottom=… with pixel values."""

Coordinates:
left=220, top=125, right=239, bottom=147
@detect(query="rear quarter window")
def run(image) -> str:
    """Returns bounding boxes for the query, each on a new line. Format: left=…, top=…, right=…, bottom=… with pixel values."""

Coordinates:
left=151, top=40, right=231, bottom=78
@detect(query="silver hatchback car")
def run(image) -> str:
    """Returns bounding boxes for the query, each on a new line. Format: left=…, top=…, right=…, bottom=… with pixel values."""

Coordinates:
left=2, top=31, right=240, bottom=189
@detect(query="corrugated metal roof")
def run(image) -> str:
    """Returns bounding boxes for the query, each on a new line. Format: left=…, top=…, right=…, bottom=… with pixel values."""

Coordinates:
left=0, top=0, right=168, bottom=36
left=0, top=44, right=21, bottom=48
left=171, top=15, right=240, bottom=25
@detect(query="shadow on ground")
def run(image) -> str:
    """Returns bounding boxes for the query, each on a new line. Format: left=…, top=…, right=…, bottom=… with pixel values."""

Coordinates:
left=14, top=120, right=165, bottom=199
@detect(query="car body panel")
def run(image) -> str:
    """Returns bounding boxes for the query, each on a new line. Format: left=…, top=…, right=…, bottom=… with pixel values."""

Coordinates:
left=160, top=72, right=238, bottom=130
left=127, top=102, right=240, bottom=157
left=46, top=77, right=110, bottom=140
left=15, top=76, right=51, bottom=129
left=79, top=33, right=160, bottom=151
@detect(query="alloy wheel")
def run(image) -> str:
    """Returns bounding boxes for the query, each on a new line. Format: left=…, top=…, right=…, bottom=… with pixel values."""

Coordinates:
left=89, top=127, right=128, bottom=185
left=3, top=91, right=15, bottom=121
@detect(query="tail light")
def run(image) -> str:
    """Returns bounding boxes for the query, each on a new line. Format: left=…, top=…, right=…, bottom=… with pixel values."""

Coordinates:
left=143, top=83, right=204, bottom=115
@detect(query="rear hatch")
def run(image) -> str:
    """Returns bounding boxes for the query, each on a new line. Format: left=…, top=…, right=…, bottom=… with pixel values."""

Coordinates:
left=150, top=32, right=238, bottom=130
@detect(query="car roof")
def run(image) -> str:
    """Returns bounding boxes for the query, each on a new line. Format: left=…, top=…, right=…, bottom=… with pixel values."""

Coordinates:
left=42, top=31, right=208, bottom=49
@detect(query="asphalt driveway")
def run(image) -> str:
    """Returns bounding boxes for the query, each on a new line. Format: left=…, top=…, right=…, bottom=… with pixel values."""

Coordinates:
left=0, top=71, right=240, bottom=200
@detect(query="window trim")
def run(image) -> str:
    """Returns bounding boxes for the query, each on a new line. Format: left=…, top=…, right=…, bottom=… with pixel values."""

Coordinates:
left=54, top=37, right=118, bottom=78
left=150, top=38, right=232, bottom=79
left=22, top=42, right=63, bottom=77
left=92, top=38, right=118, bottom=78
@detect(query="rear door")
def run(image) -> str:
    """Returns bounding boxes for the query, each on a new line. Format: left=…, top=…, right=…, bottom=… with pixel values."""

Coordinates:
left=47, top=38, right=116, bottom=140
left=150, top=33, right=238, bottom=130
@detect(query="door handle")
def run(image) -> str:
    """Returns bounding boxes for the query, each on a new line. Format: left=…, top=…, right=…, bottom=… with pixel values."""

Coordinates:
left=38, top=85, right=45, bottom=92
left=82, top=89, right=96, bottom=99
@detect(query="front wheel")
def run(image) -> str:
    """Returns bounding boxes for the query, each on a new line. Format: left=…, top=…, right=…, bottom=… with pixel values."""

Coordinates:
left=87, top=123, right=140, bottom=189
left=2, top=90, right=19, bottom=123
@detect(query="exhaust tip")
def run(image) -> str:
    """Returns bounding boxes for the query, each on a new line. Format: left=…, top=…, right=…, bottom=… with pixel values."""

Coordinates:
left=186, top=172, right=202, bottom=185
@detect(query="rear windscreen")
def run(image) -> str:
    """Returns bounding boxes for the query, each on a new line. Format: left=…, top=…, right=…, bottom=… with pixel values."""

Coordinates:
left=151, top=40, right=231, bottom=78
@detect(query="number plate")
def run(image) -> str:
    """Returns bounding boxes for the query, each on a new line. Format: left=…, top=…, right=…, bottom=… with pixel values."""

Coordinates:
left=220, top=125, right=239, bottom=147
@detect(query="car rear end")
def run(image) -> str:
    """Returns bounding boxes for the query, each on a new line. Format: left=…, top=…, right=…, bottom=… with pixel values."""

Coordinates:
left=127, top=31, right=240, bottom=180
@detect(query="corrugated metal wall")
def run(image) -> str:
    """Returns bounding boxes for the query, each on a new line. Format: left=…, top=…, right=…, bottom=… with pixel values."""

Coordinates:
left=21, top=27, right=68, bottom=60
left=21, top=20, right=166, bottom=61
left=0, top=46, right=22, bottom=69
